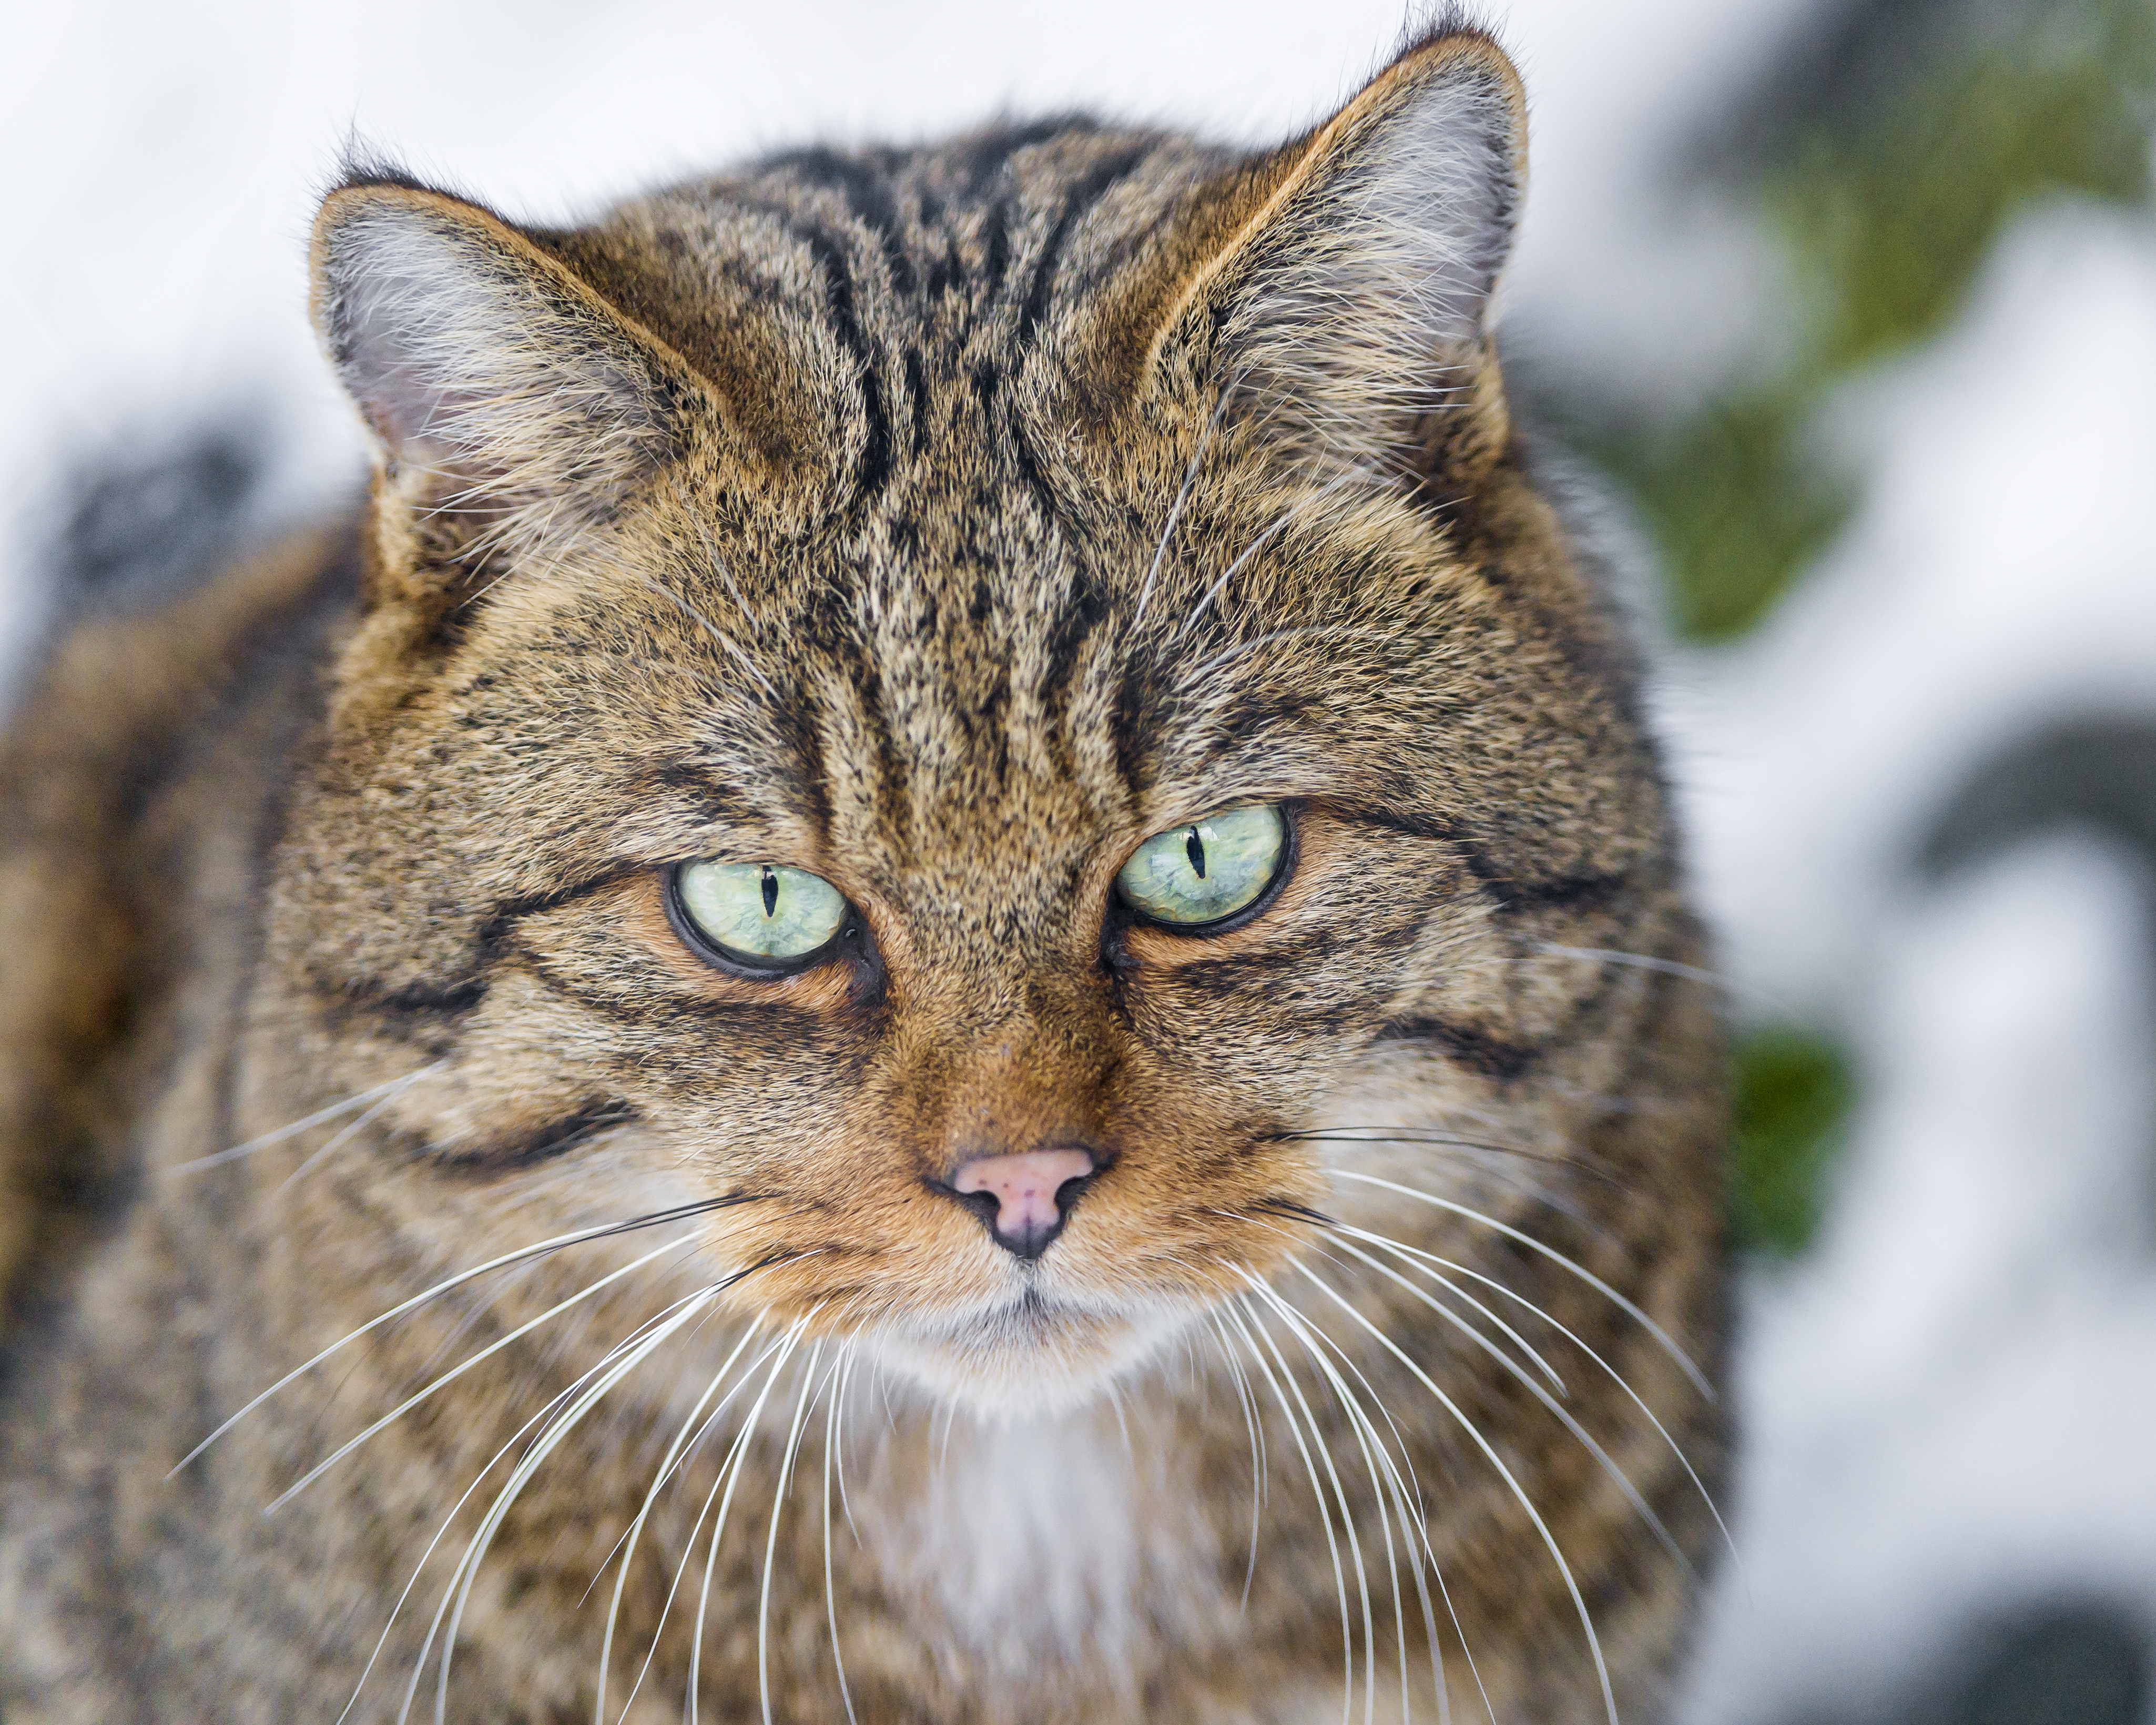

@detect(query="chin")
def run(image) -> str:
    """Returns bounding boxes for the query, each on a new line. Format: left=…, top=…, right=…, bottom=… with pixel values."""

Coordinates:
left=870, top=1290, right=1198, bottom=1419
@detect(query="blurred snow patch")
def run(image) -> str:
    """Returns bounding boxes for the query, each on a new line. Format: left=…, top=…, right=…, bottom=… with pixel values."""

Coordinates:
left=1665, top=200, right=2156, bottom=1010
left=1680, top=836, right=2156, bottom=1722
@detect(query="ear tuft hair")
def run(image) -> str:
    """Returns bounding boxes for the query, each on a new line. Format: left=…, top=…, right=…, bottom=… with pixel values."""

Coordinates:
left=311, top=181, right=692, bottom=558
left=1168, top=28, right=1526, bottom=481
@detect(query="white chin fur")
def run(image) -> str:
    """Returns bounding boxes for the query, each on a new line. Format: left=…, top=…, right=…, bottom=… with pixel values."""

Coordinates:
left=868, top=1295, right=1199, bottom=1419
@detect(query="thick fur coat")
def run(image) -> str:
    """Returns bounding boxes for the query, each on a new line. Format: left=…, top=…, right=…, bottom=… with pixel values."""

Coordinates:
left=0, top=26, right=1726, bottom=1723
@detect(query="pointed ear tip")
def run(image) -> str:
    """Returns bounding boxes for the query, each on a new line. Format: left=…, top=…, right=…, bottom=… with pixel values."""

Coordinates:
left=307, top=180, right=522, bottom=326
left=1388, top=23, right=1528, bottom=124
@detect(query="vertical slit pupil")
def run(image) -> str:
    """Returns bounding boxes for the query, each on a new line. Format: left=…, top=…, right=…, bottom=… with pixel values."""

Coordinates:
left=1186, top=828, right=1206, bottom=878
left=760, top=867, right=779, bottom=918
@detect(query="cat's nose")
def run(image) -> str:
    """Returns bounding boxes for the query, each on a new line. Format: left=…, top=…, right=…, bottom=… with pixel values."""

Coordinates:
left=946, top=1148, right=1097, bottom=1260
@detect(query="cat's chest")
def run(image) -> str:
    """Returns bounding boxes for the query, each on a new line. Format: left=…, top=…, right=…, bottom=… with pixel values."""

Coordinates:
left=849, top=1406, right=1222, bottom=1670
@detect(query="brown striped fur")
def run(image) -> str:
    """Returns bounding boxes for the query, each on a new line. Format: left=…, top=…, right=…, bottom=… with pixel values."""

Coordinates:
left=0, top=24, right=1726, bottom=1723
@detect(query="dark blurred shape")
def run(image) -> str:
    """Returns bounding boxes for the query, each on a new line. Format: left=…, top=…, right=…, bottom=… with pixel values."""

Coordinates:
left=1920, top=716, right=2156, bottom=889
left=1943, top=1600, right=2150, bottom=1725
left=52, top=428, right=263, bottom=617
left=1532, top=0, right=2156, bottom=642
left=1785, top=1598, right=2152, bottom=1725
left=1722, top=0, right=2155, bottom=375
left=1730, top=1024, right=1856, bottom=1255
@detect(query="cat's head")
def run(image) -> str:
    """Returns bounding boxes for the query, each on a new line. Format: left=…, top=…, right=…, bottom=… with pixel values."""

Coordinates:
left=277, top=25, right=1668, bottom=1416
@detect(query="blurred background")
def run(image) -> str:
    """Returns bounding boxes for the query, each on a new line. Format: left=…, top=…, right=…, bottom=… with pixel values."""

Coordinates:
left=3, top=1, right=2152, bottom=1718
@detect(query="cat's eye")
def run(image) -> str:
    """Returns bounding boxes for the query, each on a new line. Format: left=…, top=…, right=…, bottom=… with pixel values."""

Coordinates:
left=1114, top=803, right=1290, bottom=932
left=668, top=860, right=850, bottom=976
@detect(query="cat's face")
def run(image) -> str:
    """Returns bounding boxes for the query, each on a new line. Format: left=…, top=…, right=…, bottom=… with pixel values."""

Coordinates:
left=277, top=35, right=1664, bottom=1417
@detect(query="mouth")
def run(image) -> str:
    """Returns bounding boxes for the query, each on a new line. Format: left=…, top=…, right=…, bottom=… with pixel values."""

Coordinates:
left=868, top=1285, right=1201, bottom=1416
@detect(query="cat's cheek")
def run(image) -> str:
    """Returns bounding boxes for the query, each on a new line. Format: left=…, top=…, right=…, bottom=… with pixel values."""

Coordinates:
left=608, top=873, right=862, bottom=1014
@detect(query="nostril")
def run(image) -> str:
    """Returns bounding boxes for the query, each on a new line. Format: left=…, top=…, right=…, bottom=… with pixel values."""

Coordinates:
left=945, top=1148, right=1097, bottom=1259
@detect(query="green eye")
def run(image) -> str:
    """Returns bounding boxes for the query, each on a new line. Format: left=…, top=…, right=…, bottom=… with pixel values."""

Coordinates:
left=670, top=860, right=849, bottom=973
left=1115, top=803, right=1289, bottom=931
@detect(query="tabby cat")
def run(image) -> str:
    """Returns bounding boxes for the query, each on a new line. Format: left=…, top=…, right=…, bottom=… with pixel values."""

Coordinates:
left=0, top=21, right=1726, bottom=1723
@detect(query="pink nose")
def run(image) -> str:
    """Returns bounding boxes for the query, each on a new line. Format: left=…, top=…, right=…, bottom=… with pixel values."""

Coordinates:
left=949, top=1148, right=1097, bottom=1259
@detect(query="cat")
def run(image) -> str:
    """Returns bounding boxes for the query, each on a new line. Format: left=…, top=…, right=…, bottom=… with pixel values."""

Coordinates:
left=0, top=19, right=1727, bottom=1723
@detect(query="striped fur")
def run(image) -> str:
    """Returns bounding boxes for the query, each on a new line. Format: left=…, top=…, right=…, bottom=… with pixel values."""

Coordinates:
left=0, top=25, right=1726, bottom=1723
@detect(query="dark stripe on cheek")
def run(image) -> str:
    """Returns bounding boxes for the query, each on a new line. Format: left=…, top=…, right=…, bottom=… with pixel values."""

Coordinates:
left=426, top=1099, right=638, bottom=1178
left=1375, top=1014, right=1545, bottom=1082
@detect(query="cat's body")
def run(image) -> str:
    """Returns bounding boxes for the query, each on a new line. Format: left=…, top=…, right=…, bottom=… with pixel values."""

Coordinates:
left=0, top=27, right=1726, bottom=1723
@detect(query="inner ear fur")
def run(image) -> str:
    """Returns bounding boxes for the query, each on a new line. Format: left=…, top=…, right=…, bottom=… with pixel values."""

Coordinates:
left=1150, top=27, right=1527, bottom=488
left=311, top=177, right=710, bottom=567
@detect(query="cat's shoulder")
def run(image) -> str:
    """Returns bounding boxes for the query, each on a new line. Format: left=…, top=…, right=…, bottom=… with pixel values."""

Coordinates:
left=0, top=500, right=355, bottom=1349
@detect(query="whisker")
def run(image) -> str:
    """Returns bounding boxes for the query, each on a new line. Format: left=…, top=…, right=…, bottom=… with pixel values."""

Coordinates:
left=690, top=1320, right=812, bottom=1725
left=335, top=1340, right=627, bottom=1725
left=613, top=1325, right=799, bottom=1722
left=1533, top=941, right=1789, bottom=1014
left=1270, top=1297, right=1459, bottom=1725
left=1333, top=1222, right=1737, bottom=1572
left=760, top=1335, right=828, bottom=1725
left=1290, top=1264, right=1621, bottom=1725
left=168, top=1193, right=768, bottom=1478
left=593, top=1318, right=769, bottom=1715
left=1329, top=1170, right=1712, bottom=1400
left=267, top=1232, right=707, bottom=1515
left=1204, top=1311, right=1268, bottom=1611
left=408, top=1285, right=725, bottom=1725
left=1280, top=1126, right=1620, bottom=1189
left=1260, top=1204, right=1569, bottom=1399
left=1243, top=1278, right=1408, bottom=1725
left=823, top=1347, right=861, bottom=1725
left=1220, top=1292, right=1362, bottom=1725
left=166, top=1063, right=444, bottom=1176
left=272, top=1075, right=424, bottom=1194
left=1316, top=1233, right=1690, bottom=1575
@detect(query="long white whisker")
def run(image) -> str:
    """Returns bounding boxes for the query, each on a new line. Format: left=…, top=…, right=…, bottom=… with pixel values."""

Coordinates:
left=404, top=1287, right=720, bottom=1725
left=616, top=1325, right=801, bottom=1720
left=1317, top=1234, right=1689, bottom=1574
left=1294, top=1306, right=1456, bottom=1725
left=1220, top=1292, right=1361, bottom=1725
left=1291, top=1263, right=1621, bottom=1725
left=1330, top=1169, right=1712, bottom=1398
left=267, top=1232, right=704, bottom=1514
left=593, top=1319, right=768, bottom=1720
left=689, top=1320, right=810, bottom=1724
left=1205, top=1311, right=1268, bottom=1611
left=272, top=1077, right=422, bottom=1195
left=169, top=1199, right=758, bottom=1478
left=1336, top=1221, right=1736, bottom=1569
left=1310, top=1217, right=1570, bottom=1399
left=335, top=1333, right=633, bottom=1725
left=167, top=1064, right=443, bottom=1176
left=1245, top=1280, right=1406, bottom=1725
left=760, top=1336, right=827, bottom=1725
left=823, top=1348, right=861, bottom=1725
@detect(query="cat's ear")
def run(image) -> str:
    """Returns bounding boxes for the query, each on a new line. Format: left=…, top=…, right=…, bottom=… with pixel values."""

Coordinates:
left=1158, top=26, right=1526, bottom=482
left=311, top=175, right=696, bottom=546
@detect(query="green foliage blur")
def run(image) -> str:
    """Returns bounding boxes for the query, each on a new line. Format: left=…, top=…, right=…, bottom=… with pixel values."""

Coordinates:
left=1575, top=0, right=2156, bottom=644
left=1554, top=0, right=2156, bottom=1253
left=1730, top=1028, right=1857, bottom=1256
